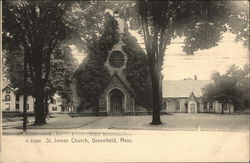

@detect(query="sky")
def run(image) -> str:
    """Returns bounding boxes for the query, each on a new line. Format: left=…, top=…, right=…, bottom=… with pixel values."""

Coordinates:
left=162, top=33, right=249, bottom=80
left=72, top=30, right=249, bottom=81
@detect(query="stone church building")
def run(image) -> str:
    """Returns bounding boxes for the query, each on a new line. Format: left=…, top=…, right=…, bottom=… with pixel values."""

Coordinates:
left=72, top=16, right=136, bottom=115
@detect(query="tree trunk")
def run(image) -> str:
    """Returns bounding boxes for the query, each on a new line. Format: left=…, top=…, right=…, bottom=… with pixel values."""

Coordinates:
left=34, top=87, right=46, bottom=125
left=95, top=100, right=99, bottom=116
left=150, top=63, right=162, bottom=125
left=23, top=52, right=28, bottom=132
left=45, top=96, right=49, bottom=119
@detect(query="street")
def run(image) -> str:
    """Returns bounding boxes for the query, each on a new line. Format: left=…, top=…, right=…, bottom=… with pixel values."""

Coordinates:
left=2, top=113, right=249, bottom=132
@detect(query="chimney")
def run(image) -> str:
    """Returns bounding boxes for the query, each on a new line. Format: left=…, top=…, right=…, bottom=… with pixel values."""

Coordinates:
left=194, top=75, right=197, bottom=80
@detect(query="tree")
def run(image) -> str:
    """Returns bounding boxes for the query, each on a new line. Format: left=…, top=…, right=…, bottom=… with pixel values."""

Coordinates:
left=3, top=43, right=77, bottom=115
left=3, top=1, right=73, bottom=125
left=64, top=1, right=110, bottom=52
left=227, top=1, right=249, bottom=49
left=226, top=64, right=250, bottom=110
left=123, top=1, right=232, bottom=124
left=202, top=64, right=249, bottom=113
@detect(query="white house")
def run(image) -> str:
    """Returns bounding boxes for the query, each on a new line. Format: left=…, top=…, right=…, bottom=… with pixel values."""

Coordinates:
left=2, top=86, right=62, bottom=113
left=16, top=94, right=35, bottom=112
left=2, top=86, right=16, bottom=111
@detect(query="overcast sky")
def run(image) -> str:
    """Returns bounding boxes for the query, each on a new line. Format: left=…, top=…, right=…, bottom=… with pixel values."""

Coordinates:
left=72, top=31, right=249, bottom=80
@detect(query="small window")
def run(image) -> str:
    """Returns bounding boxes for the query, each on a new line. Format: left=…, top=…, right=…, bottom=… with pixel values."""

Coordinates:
left=5, top=103, right=10, bottom=110
left=209, top=103, right=213, bottom=110
left=16, top=104, right=20, bottom=110
left=223, top=104, right=228, bottom=111
left=16, top=95, right=20, bottom=101
left=5, top=95, right=10, bottom=101
left=51, top=99, right=56, bottom=104
left=6, top=89, right=10, bottom=93
left=52, top=107, right=57, bottom=111
left=175, top=101, right=180, bottom=111
left=26, top=103, right=29, bottom=110
left=204, top=102, right=207, bottom=109
left=162, top=101, right=166, bottom=110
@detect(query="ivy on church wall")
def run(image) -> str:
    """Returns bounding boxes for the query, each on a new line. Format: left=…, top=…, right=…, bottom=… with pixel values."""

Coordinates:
left=74, top=13, right=118, bottom=111
left=122, top=32, right=153, bottom=110
left=74, top=13, right=152, bottom=111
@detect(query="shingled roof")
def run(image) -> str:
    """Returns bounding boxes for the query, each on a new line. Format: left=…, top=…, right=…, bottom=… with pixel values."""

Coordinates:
left=162, top=80, right=212, bottom=98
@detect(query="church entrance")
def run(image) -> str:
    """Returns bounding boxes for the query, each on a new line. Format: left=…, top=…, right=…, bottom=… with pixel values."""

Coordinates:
left=110, top=89, right=124, bottom=115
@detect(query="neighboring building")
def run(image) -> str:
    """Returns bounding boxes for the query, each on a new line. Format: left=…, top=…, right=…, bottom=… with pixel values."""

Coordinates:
left=2, top=86, right=62, bottom=113
left=48, top=93, right=62, bottom=113
left=16, top=94, right=35, bottom=112
left=2, top=86, right=16, bottom=111
left=162, top=80, right=234, bottom=113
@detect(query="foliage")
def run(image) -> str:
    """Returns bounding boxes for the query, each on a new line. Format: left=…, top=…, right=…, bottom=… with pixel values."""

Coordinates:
left=122, top=31, right=152, bottom=110
left=3, top=45, right=77, bottom=109
left=227, top=1, right=249, bottom=48
left=202, top=64, right=250, bottom=110
left=3, top=50, right=32, bottom=89
left=3, top=0, right=73, bottom=125
left=46, top=45, right=78, bottom=107
left=74, top=12, right=153, bottom=111
left=74, top=13, right=118, bottom=111
left=65, top=1, right=110, bottom=52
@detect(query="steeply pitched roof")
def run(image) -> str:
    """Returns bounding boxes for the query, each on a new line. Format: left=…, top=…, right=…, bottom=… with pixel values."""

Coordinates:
left=162, top=80, right=212, bottom=98
left=2, top=86, right=15, bottom=92
left=109, top=73, right=135, bottom=96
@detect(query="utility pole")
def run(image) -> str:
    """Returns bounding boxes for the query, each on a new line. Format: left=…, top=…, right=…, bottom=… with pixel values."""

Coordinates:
left=23, top=50, right=28, bottom=133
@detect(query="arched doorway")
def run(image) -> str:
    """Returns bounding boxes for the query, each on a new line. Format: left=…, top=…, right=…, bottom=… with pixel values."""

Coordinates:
left=109, top=89, right=124, bottom=114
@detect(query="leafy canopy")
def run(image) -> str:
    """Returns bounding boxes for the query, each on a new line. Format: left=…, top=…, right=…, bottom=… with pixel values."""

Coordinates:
left=202, top=64, right=250, bottom=109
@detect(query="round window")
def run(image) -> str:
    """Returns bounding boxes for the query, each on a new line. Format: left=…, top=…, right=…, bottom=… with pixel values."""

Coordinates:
left=108, top=51, right=125, bottom=68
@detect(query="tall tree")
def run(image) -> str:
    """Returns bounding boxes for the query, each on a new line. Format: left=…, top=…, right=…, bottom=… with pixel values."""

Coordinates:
left=3, top=1, right=73, bottom=125
left=125, top=1, right=232, bottom=124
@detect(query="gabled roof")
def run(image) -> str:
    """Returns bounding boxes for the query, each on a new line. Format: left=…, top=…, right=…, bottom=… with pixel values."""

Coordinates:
left=188, top=92, right=197, bottom=100
left=163, top=80, right=212, bottom=98
left=107, top=73, right=135, bottom=96
left=2, top=86, right=15, bottom=92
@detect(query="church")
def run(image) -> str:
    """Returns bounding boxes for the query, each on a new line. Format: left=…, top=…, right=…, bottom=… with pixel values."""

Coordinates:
left=97, top=25, right=136, bottom=115
left=71, top=14, right=149, bottom=115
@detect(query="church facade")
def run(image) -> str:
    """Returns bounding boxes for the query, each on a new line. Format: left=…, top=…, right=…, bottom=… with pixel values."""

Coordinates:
left=98, top=31, right=136, bottom=115
left=72, top=16, right=137, bottom=115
